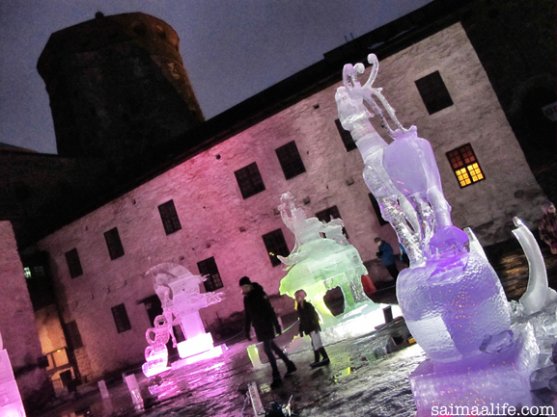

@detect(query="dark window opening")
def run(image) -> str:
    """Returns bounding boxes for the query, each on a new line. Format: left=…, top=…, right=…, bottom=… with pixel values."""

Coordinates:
left=415, top=71, right=453, bottom=114
left=446, top=144, right=485, bottom=188
left=197, top=257, right=224, bottom=292
left=262, top=229, right=290, bottom=267
left=65, top=248, right=83, bottom=278
left=104, top=227, right=124, bottom=260
left=158, top=200, right=182, bottom=235
left=65, top=321, right=83, bottom=349
left=334, top=119, right=357, bottom=151
left=315, top=205, right=348, bottom=238
left=234, top=162, right=265, bottom=199
left=111, top=304, right=131, bottom=333
left=275, top=141, right=306, bottom=179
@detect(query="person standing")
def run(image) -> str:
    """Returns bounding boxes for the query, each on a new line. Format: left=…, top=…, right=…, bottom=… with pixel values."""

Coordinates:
left=295, top=289, right=329, bottom=367
left=240, top=276, right=296, bottom=388
left=375, top=237, right=399, bottom=279
left=539, top=202, right=557, bottom=255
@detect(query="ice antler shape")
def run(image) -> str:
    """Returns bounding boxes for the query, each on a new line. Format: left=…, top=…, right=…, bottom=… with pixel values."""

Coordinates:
left=512, top=217, right=557, bottom=314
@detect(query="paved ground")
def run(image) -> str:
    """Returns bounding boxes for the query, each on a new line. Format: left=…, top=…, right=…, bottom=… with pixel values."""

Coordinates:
left=32, top=241, right=557, bottom=417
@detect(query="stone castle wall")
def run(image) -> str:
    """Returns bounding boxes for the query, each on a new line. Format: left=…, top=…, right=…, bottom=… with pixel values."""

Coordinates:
left=37, top=23, right=544, bottom=378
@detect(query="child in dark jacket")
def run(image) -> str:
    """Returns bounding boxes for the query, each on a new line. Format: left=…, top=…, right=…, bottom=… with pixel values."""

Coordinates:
left=295, top=289, right=329, bottom=367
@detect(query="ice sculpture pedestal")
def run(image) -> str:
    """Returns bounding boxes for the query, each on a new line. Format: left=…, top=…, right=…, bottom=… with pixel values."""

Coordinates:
left=410, top=326, right=538, bottom=416
left=0, top=349, right=26, bottom=417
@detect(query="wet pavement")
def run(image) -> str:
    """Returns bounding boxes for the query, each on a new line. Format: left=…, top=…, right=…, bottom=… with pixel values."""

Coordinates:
left=33, top=241, right=557, bottom=417
left=36, top=319, right=422, bottom=417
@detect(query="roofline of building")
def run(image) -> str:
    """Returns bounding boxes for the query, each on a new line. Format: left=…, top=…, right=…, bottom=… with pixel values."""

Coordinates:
left=32, top=0, right=469, bottom=244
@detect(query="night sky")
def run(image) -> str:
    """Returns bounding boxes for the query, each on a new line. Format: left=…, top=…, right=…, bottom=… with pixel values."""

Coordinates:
left=0, top=0, right=431, bottom=154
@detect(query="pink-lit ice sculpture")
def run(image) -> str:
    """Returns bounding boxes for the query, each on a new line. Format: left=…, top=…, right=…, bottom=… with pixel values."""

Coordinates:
left=0, top=332, right=27, bottom=417
left=144, top=263, right=225, bottom=369
left=142, top=314, right=172, bottom=377
left=335, top=54, right=555, bottom=414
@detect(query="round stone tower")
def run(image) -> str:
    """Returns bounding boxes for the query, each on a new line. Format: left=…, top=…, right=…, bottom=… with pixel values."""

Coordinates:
left=37, top=12, right=204, bottom=159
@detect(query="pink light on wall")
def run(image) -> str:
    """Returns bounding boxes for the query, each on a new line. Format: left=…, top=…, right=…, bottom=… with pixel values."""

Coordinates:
left=0, top=349, right=27, bottom=417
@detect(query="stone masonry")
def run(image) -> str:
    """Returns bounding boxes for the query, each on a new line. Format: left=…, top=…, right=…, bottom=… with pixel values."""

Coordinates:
left=36, top=23, right=545, bottom=379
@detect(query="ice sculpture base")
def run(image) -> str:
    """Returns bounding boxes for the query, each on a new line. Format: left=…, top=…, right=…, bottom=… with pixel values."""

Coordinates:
left=142, top=361, right=171, bottom=378
left=171, top=345, right=225, bottom=368
left=0, top=349, right=26, bottom=417
left=321, top=303, right=402, bottom=345
left=410, top=326, right=538, bottom=417
left=177, top=333, right=216, bottom=358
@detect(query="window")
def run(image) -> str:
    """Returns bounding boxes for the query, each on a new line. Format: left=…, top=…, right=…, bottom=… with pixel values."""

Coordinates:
left=415, top=71, right=453, bottom=114
left=197, top=257, right=224, bottom=292
left=111, top=304, right=131, bottom=333
left=275, top=141, right=306, bottom=179
left=158, top=200, right=182, bottom=235
left=315, top=205, right=348, bottom=238
left=65, top=321, right=83, bottom=349
left=368, top=194, right=388, bottom=226
left=234, top=162, right=265, bottom=199
left=65, top=248, right=83, bottom=278
left=104, top=227, right=124, bottom=260
left=262, top=229, right=290, bottom=267
left=446, top=144, right=485, bottom=188
left=334, top=119, right=357, bottom=151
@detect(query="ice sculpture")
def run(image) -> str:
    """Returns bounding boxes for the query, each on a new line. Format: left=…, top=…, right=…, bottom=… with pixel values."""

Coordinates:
left=142, top=314, right=172, bottom=377
left=335, top=54, right=556, bottom=414
left=277, top=192, right=369, bottom=324
left=143, top=263, right=225, bottom=371
left=0, top=332, right=27, bottom=417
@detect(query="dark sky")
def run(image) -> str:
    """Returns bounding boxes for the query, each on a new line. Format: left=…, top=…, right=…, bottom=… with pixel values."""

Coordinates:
left=0, top=0, right=431, bottom=154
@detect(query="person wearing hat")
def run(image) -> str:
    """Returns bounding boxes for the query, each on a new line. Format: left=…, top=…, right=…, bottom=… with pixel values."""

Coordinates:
left=239, top=276, right=296, bottom=388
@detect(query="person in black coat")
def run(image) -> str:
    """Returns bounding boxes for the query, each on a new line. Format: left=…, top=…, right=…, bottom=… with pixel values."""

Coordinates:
left=295, top=289, right=329, bottom=367
left=240, top=276, right=296, bottom=388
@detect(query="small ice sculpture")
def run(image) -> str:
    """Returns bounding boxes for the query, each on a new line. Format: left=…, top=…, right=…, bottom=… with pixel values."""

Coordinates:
left=142, top=315, right=172, bottom=377
left=277, top=192, right=369, bottom=324
left=144, top=263, right=225, bottom=369
left=335, top=54, right=553, bottom=413
left=0, top=332, right=27, bottom=417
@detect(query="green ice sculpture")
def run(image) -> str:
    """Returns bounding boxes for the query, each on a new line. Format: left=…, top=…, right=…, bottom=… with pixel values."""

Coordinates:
left=277, top=192, right=369, bottom=324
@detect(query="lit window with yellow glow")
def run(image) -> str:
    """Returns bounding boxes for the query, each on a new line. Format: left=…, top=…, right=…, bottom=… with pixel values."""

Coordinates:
left=446, top=144, right=485, bottom=188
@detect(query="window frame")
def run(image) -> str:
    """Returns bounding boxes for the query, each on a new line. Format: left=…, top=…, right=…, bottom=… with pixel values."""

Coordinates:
left=111, top=303, right=131, bottom=333
left=275, top=141, right=306, bottom=179
left=104, top=227, right=125, bottom=260
left=234, top=162, right=266, bottom=199
left=65, top=248, right=83, bottom=278
left=262, top=229, right=290, bottom=267
left=446, top=143, right=486, bottom=188
left=415, top=71, right=454, bottom=114
left=197, top=257, right=224, bottom=292
left=158, top=199, right=182, bottom=235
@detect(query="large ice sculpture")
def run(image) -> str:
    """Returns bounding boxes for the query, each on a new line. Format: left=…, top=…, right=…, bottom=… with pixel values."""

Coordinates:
left=335, top=54, right=555, bottom=414
left=277, top=192, right=369, bottom=324
left=143, top=263, right=224, bottom=371
left=0, top=332, right=27, bottom=417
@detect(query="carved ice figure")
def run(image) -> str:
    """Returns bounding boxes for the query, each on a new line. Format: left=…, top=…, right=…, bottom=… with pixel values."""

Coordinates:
left=334, top=54, right=555, bottom=412
left=143, top=263, right=224, bottom=369
left=337, top=53, right=511, bottom=363
left=277, top=192, right=369, bottom=323
left=512, top=217, right=557, bottom=315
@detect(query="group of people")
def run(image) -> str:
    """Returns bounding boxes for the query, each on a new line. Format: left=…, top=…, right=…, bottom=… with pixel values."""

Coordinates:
left=239, top=237, right=408, bottom=389
left=239, top=276, right=329, bottom=389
